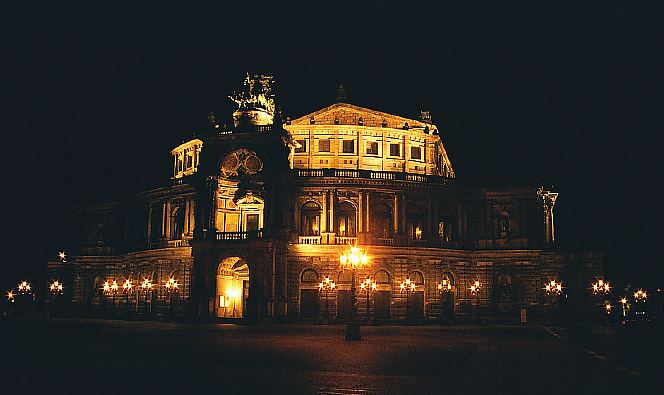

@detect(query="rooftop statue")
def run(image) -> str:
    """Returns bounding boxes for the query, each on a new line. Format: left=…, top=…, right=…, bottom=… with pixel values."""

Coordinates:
left=229, top=73, right=276, bottom=127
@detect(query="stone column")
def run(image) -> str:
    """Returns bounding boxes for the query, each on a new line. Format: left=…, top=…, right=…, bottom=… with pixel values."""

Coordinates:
left=358, top=191, right=363, bottom=236
left=365, top=192, right=370, bottom=233
left=164, top=200, right=172, bottom=240
left=329, top=190, right=336, bottom=234
left=393, top=194, right=399, bottom=235
left=321, top=190, right=327, bottom=233
left=161, top=201, right=167, bottom=238
left=183, top=199, right=190, bottom=235
left=400, top=193, right=407, bottom=236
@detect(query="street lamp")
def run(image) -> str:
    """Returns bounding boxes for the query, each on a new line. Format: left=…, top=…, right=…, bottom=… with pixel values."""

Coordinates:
left=400, top=277, right=416, bottom=321
left=58, top=251, right=67, bottom=263
left=140, top=278, right=154, bottom=314
left=318, top=276, right=336, bottom=324
left=469, top=280, right=481, bottom=320
left=121, top=278, right=133, bottom=315
left=592, top=279, right=610, bottom=295
left=633, top=289, right=647, bottom=302
left=18, top=281, right=31, bottom=294
left=6, top=290, right=15, bottom=303
left=165, top=277, right=179, bottom=319
left=339, top=245, right=370, bottom=341
left=604, top=301, right=612, bottom=315
left=544, top=279, right=563, bottom=296
left=49, top=281, right=64, bottom=295
left=437, top=276, right=453, bottom=322
left=619, top=297, right=628, bottom=320
left=359, top=277, right=377, bottom=323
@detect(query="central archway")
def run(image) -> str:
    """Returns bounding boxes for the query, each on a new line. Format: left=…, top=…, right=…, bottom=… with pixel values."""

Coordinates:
left=216, top=257, right=249, bottom=318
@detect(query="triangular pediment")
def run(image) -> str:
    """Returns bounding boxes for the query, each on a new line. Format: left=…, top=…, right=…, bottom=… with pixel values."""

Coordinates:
left=289, top=102, right=434, bottom=130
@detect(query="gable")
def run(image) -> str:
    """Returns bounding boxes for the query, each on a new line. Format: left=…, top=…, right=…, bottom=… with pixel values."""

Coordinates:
left=289, top=103, right=434, bottom=130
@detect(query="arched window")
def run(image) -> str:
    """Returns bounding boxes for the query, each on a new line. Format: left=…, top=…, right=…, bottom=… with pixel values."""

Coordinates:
left=300, top=202, right=321, bottom=236
left=375, top=270, right=391, bottom=284
left=337, top=201, right=356, bottom=237
left=300, top=269, right=319, bottom=284
left=410, top=271, right=425, bottom=285
left=371, top=203, right=393, bottom=238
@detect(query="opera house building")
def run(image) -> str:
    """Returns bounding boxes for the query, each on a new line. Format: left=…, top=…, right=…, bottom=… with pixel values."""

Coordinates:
left=48, top=74, right=603, bottom=322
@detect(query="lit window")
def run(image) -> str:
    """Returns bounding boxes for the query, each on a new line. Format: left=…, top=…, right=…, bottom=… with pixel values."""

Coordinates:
left=410, top=146, right=421, bottom=160
left=366, top=141, right=378, bottom=155
left=389, top=143, right=400, bottom=157
left=295, top=140, right=307, bottom=153
left=342, top=140, right=355, bottom=154
left=319, top=139, right=330, bottom=152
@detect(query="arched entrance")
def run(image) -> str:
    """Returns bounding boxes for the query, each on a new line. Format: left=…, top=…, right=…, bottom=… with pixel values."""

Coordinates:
left=409, top=271, right=425, bottom=319
left=299, top=269, right=320, bottom=319
left=216, top=257, right=249, bottom=318
left=374, top=270, right=392, bottom=320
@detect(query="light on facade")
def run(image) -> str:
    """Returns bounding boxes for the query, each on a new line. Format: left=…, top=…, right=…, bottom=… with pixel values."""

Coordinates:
left=592, top=279, right=610, bottom=294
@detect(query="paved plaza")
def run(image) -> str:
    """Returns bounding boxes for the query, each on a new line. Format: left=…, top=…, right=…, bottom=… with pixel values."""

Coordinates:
left=1, top=319, right=662, bottom=394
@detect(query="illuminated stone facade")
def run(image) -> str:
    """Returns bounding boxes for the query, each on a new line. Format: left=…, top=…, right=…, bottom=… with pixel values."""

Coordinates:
left=49, top=74, right=603, bottom=322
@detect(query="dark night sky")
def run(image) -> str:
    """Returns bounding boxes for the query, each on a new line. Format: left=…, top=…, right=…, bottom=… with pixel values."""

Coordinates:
left=2, top=1, right=663, bottom=290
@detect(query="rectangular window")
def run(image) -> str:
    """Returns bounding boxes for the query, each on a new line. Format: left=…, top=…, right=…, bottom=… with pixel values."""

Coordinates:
left=389, top=143, right=400, bottom=157
left=318, top=139, right=330, bottom=152
left=410, top=146, right=421, bottom=160
left=366, top=141, right=378, bottom=155
left=295, top=140, right=307, bottom=153
left=186, top=153, right=193, bottom=168
left=342, top=140, right=355, bottom=154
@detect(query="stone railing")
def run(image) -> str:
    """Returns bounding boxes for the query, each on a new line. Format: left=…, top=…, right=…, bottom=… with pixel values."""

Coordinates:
left=215, top=230, right=263, bottom=241
left=294, top=168, right=454, bottom=184
left=298, top=236, right=321, bottom=244
left=334, top=236, right=357, bottom=245
left=147, top=239, right=191, bottom=249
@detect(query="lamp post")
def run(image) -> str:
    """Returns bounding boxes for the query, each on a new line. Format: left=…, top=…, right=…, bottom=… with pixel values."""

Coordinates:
left=400, top=277, right=416, bottom=322
left=469, top=280, right=481, bottom=321
left=592, top=279, right=611, bottom=295
left=619, top=296, right=628, bottom=321
left=318, top=276, right=336, bottom=324
left=360, top=277, right=377, bottom=324
left=633, top=289, right=647, bottom=302
left=591, top=279, right=611, bottom=322
left=339, top=246, right=370, bottom=341
left=437, top=277, right=452, bottom=322
left=140, top=278, right=154, bottom=316
left=165, top=277, right=179, bottom=319
left=18, top=281, right=31, bottom=295
left=122, top=278, right=132, bottom=317
left=544, top=279, right=563, bottom=321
